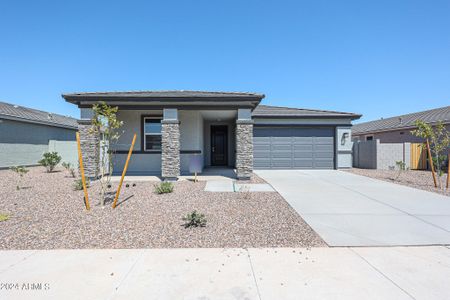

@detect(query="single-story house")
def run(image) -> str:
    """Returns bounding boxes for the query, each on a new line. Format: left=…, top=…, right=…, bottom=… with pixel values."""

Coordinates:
left=62, top=91, right=361, bottom=180
left=0, top=101, right=78, bottom=168
left=352, top=106, right=450, bottom=143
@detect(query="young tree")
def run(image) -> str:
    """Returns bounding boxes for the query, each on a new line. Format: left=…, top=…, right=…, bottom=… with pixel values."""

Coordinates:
left=10, top=166, right=29, bottom=190
left=411, top=120, right=450, bottom=189
left=90, top=101, right=123, bottom=205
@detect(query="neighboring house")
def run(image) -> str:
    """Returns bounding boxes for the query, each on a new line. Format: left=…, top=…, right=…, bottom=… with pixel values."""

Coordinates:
left=352, top=106, right=450, bottom=170
left=62, top=91, right=361, bottom=180
left=352, top=106, right=450, bottom=143
left=0, top=101, right=78, bottom=168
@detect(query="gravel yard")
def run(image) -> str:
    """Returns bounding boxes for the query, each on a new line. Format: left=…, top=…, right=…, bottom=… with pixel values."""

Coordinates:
left=0, top=167, right=325, bottom=249
left=346, top=168, right=449, bottom=196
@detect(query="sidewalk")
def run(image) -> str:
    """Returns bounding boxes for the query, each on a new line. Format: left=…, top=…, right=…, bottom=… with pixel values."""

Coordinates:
left=0, top=246, right=449, bottom=299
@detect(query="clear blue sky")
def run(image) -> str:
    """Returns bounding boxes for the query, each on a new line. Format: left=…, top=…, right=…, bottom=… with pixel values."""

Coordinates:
left=1, top=0, right=449, bottom=123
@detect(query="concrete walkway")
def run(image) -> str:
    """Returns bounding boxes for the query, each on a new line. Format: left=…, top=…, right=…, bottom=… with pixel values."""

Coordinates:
left=204, top=180, right=275, bottom=192
left=255, top=170, right=450, bottom=246
left=0, top=246, right=449, bottom=299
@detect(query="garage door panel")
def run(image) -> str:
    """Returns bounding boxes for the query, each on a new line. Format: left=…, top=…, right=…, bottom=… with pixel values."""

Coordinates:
left=315, top=152, right=334, bottom=158
left=272, top=145, right=291, bottom=151
left=293, top=144, right=313, bottom=151
left=271, top=160, right=293, bottom=168
left=315, top=144, right=334, bottom=151
left=293, top=159, right=314, bottom=168
left=271, top=151, right=292, bottom=158
left=293, top=151, right=313, bottom=158
left=253, top=127, right=335, bottom=170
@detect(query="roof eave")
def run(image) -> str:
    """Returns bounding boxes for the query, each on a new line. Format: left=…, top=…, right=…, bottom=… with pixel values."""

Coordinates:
left=0, top=114, right=78, bottom=130
left=352, top=120, right=450, bottom=136
left=62, top=94, right=264, bottom=108
left=253, top=114, right=362, bottom=120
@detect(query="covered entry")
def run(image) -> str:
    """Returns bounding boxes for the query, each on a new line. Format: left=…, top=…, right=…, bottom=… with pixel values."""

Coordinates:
left=253, top=126, right=335, bottom=169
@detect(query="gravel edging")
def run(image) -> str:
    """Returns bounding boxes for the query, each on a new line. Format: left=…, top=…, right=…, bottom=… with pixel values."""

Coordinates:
left=0, top=167, right=326, bottom=249
left=345, top=168, right=449, bottom=196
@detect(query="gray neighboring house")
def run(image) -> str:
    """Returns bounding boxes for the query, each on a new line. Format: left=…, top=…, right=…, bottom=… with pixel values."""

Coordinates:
left=0, top=101, right=78, bottom=168
left=353, top=106, right=450, bottom=143
left=62, top=90, right=361, bottom=180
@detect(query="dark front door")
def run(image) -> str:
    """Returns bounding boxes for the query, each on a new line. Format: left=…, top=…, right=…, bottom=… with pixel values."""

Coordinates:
left=211, top=125, right=228, bottom=166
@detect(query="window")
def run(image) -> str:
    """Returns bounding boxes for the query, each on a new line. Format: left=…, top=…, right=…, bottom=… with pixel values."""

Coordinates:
left=144, top=117, right=162, bottom=150
left=365, top=135, right=374, bottom=141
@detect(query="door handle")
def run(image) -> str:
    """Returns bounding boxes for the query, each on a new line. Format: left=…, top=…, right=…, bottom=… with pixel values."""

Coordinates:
left=212, top=147, right=215, bottom=153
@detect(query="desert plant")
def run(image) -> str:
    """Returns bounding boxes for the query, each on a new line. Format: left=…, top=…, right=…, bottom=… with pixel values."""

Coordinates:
left=62, top=162, right=76, bottom=177
left=394, top=160, right=407, bottom=180
left=39, top=152, right=62, bottom=172
left=182, top=210, right=207, bottom=228
left=73, top=178, right=90, bottom=191
left=411, top=120, right=450, bottom=189
left=0, top=214, right=9, bottom=222
left=154, top=182, right=174, bottom=194
left=10, top=166, right=29, bottom=190
left=90, top=101, right=123, bottom=205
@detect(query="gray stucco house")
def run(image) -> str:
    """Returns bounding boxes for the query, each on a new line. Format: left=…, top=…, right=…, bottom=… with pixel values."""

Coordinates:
left=353, top=106, right=450, bottom=143
left=0, top=101, right=77, bottom=168
left=62, top=91, right=361, bottom=180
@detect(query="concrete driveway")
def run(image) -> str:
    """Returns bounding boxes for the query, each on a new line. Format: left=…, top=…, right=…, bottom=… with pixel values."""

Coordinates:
left=255, top=170, right=450, bottom=246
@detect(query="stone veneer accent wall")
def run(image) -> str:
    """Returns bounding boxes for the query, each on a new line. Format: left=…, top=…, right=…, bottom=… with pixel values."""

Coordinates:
left=77, top=120, right=99, bottom=178
left=161, top=121, right=180, bottom=179
left=236, top=121, right=253, bottom=179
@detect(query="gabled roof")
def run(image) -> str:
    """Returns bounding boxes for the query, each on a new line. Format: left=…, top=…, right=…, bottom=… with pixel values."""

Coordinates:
left=252, top=105, right=361, bottom=119
left=353, top=106, right=450, bottom=135
left=63, top=90, right=265, bottom=107
left=0, top=101, right=78, bottom=129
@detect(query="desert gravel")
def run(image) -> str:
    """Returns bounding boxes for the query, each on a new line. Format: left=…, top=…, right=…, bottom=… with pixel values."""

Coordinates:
left=0, top=167, right=326, bottom=249
left=346, top=168, right=449, bottom=196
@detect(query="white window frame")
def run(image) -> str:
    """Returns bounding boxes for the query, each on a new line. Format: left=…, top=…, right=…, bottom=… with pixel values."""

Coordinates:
left=143, top=117, right=162, bottom=151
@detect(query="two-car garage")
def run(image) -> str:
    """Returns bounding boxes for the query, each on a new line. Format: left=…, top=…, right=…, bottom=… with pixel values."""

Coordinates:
left=253, top=126, right=335, bottom=169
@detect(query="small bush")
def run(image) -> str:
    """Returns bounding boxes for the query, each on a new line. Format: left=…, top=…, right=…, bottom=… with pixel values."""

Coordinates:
left=73, top=179, right=90, bottom=191
left=39, top=152, right=62, bottom=172
left=154, top=182, right=174, bottom=194
left=182, top=211, right=207, bottom=228
left=10, top=166, right=29, bottom=190
left=0, top=214, right=9, bottom=222
left=62, top=162, right=76, bottom=177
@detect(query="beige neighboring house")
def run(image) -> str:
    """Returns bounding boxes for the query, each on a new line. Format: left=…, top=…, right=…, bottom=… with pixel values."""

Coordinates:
left=352, top=106, right=450, bottom=170
left=352, top=106, right=450, bottom=143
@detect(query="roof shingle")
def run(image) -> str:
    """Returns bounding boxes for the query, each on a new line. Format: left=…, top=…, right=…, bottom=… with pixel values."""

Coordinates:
left=252, top=105, right=361, bottom=119
left=0, top=101, right=78, bottom=129
left=353, top=106, right=450, bottom=135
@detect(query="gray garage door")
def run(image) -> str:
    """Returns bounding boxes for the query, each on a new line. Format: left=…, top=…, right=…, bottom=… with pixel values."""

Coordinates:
left=253, top=127, right=335, bottom=169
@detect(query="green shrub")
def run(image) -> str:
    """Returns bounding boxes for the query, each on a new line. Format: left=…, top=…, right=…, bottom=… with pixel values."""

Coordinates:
left=0, top=214, right=9, bottom=222
left=10, top=166, right=29, bottom=190
left=62, top=162, right=76, bottom=177
left=73, top=179, right=90, bottom=191
left=182, top=211, right=207, bottom=228
left=39, top=152, right=62, bottom=172
left=154, top=182, right=174, bottom=194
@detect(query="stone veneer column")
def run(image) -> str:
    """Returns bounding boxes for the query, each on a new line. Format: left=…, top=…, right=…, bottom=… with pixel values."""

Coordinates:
left=161, top=108, right=180, bottom=180
left=236, top=119, right=254, bottom=180
left=77, top=119, right=100, bottom=179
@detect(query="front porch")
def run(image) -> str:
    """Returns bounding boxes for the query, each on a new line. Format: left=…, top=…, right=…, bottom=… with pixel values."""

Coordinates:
left=110, top=167, right=239, bottom=182
left=64, top=91, right=263, bottom=180
left=108, top=108, right=252, bottom=179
